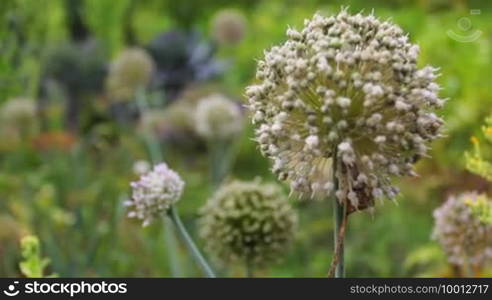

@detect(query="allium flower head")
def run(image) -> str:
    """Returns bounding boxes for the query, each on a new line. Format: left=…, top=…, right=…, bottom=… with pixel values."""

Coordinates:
left=199, top=179, right=297, bottom=266
left=211, top=9, right=247, bottom=46
left=195, top=94, right=243, bottom=140
left=432, top=192, right=492, bottom=267
left=126, top=163, right=184, bottom=226
left=106, top=48, right=155, bottom=101
left=246, top=11, right=444, bottom=210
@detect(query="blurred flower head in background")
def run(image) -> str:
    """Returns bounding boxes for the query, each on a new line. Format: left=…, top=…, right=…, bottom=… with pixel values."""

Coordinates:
left=211, top=9, right=247, bottom=46
left=137, top=84, right=237, bottom=154
left=433, top=192, right=492, bottom=268
left=0, top=97, right=37, bottom=131
left=246, top=11, right=444, bottom=211
left=138, top=106, right=197, bottom=147
left=195, top=93, right=244, bottom=141
left=132, top=160, right=151, bottom=176
left=147, top=30, right=228, bottom=100
left=0, top=98, right=38, bottom=142
left=137, top=103, right=201, bottom=156
left=199, top=179, right=297, bottom=267
left=106, top=48, right=155, bottom=102
left=126, top=163, right=185, bottom=226
left=42, top=40, right=107, bottom=95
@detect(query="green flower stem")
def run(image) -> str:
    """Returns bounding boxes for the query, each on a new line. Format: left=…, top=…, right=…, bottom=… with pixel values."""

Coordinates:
left=163, top=218, right=184, bottom=277
left=135, top=87, right=183, bottom=277
left=135, top=87, right=164, bottom=163
left=168, top=206, right=216, bottom=278
left=209, top=139, right=229, bottom=189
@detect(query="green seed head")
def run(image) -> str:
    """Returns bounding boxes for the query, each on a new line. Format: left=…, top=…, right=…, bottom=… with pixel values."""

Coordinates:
left=199, top=179, right=297, bottom=267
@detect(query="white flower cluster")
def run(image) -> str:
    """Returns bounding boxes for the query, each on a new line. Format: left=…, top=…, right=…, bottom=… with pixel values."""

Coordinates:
left=106, top=48, right=155, bottom=101
left=246, top=11, right=444, bottom=210
left=195, top=94, right=244, bottom=140
left=433, top=192, right=492, bottom=267
left=211, top=9, right=247, bottom=46
left=126, top=163, right=185, bottom=226
left=199, top=179, right=297, bottom=266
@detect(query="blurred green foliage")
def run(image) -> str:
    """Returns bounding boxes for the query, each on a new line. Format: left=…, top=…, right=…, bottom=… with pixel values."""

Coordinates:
left=19, top=235, right=57, bottom=277
left=1, top=0, right=492, bottom=277
left=465, top=115, right=492, bottom=225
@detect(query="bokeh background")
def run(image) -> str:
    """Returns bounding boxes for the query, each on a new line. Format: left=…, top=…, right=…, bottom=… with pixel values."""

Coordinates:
left=1, top=0, right=492, bottom=277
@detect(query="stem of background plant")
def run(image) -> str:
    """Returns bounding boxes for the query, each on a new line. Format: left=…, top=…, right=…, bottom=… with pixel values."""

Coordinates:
left=168, top=206, right=216, bottom=278
left=328, top=148, right=348, bottom=278
left=208, top=139, right=232, bottom=191
left=135, top=88, right=163, bottom=163
left=135, top=87, right=183, bottom=277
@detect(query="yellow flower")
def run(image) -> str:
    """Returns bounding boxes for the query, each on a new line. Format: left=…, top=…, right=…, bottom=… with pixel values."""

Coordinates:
left=485, top=127, right=492, bottom=136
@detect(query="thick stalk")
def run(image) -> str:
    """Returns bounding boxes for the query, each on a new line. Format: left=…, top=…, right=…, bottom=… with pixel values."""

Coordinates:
left=168, top=206, right=216, bottom=278
left=331, top=195, right=347, bottom=277
left=328, top=149, right=348, bottom=278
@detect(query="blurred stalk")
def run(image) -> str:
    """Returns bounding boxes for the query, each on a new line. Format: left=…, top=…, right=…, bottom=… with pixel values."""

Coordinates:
left=136, top=88, right=162, bottom=162
left=167, top=206, right=216, bottom=278
left=209, top=137, right=240, bottom=190
left=123, top=0, right=137, bottom=46
left=209, top=139, right=228, bottom=189
left=135, top=87, right=183, bottom=277
left=64, top=0, right=90, bottom=42
left=65, top=93, right=80, bottom=133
